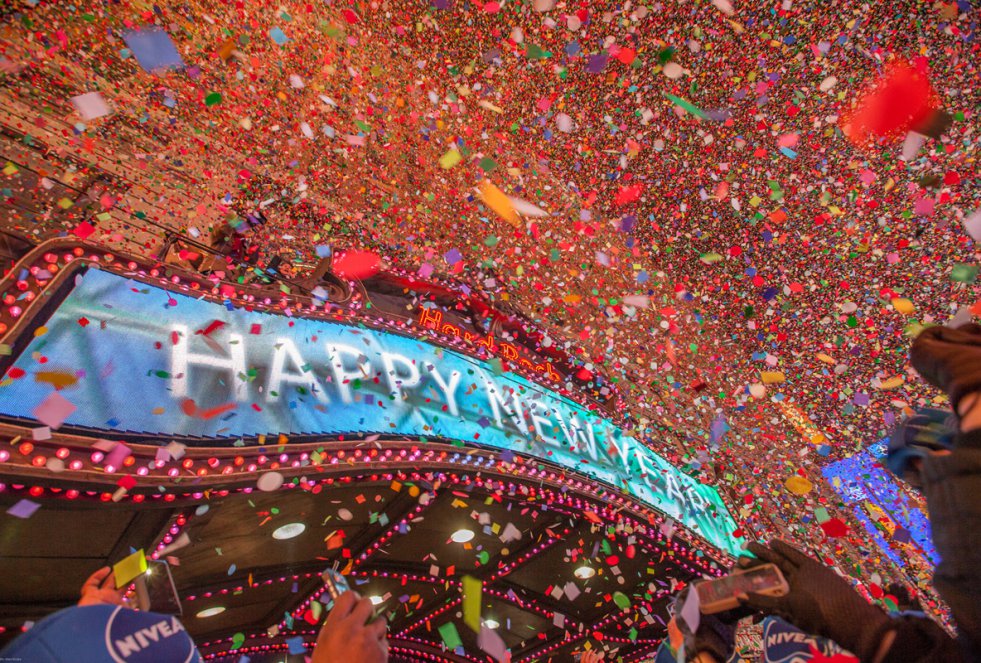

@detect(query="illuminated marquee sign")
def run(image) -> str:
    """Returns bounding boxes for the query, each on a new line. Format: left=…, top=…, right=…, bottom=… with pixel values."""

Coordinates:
left=0, top=268, right=741, bottom=555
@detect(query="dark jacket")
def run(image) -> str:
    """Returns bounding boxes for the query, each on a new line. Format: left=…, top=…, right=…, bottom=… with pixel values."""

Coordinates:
left=915, top=428, right=981, bottom=661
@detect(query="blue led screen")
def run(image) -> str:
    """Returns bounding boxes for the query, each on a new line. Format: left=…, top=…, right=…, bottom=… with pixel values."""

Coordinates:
left=822, top=440, right=937, bottom=566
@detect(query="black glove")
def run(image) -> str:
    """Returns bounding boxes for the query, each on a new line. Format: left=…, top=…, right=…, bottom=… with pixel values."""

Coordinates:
left=887, top=407, right=957, bottom=487
left=673, top=586, right=747, bottom=662
left=738, top=540, right=893, bottom=661
left=909, top=323, right=981, bottom=415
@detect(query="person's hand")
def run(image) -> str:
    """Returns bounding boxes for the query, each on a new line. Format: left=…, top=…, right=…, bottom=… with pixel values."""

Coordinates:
left=909, top=322, right=981, bottom=417
left=738, top=541, right=892, bottom=661
left=78, top=567, right=127, bottom=607
left=312, top=591, right=388, bottom=663
left=580, top=649, right=604, bottom=663
left=671, top=586, right=748, bottom=663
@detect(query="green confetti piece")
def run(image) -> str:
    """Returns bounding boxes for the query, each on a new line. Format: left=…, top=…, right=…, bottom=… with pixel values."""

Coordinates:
left=205, top=92, right=223, bottom=106
left=951, top=264, right=978, bottom=284
left=438, top=621, right=462, bottom=649
left=612, top=591, right=631, bottom=610
left=663, top=92, right=707, bottom=119
left=525, top=44, right=546, bottom=60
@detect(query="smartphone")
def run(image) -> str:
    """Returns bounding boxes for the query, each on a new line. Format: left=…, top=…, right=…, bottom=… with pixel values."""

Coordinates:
left=321, top=565, right=384, bottom=623
left=321, top=564, right=351, bottom=604
left=694, top=563, right=788, bottom=614
left=133, top=559, right=182, bottom=615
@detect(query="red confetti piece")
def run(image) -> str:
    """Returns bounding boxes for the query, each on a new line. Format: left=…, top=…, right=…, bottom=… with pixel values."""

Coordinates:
left=844, top=62, right=938, bottom=144
left=73, top=222, right=96, bottom=239
left=819, top=518, right=849, bottom=538
left=196, top=320, right=226, bottom=337
left=614, top=183, right=643, bottom=206
left=333, top=250, right=382, bottom=279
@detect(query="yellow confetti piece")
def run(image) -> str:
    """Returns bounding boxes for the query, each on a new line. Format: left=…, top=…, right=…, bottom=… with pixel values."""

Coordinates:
left=891, top=298, right=915, bottom=315
left=34, top=371, right=78, bottom=389
left=815, top=353, right=835, bottom=364
left=477, top=180, right=520, bottom=227
left=877, top=376, right=905, bottom=390
left=113, top=549, right=147, bottom=588
left=478, top=100, right=503, bottom=114
left=439, top=148, right=462, bottom=169
left=33, top=326, right=48, bottom=338
left=2, top=162, right=19, bottom=176
left=462, top=576, right=482, bottom=632
left=761, top=371, right=786, bottom=384
left=784, top=476, right=813, bottom=495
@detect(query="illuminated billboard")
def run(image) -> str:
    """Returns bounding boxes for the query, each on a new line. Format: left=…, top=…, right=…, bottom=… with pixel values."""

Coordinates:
left=0, top=267, right=741, bottom=555
left=822, top=440, right=937, bottom=566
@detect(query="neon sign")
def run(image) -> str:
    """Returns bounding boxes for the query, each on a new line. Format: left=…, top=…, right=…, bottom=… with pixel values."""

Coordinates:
left=0, top=267, right=741, bottom=555
left=415, top=308, right=562, bottom=382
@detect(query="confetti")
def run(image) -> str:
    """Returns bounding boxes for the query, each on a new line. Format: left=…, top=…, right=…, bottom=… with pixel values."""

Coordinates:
left=113, top=549, right=147, bottom=588
left=6, top=499, right=41, bottom=519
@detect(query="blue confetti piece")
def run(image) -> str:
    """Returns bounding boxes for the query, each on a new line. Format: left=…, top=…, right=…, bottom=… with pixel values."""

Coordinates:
left=287, top=637, right=306, bottom=655
left=269, top=27, right=290, bottom=45
left=122, top=28, right=184, bottom=72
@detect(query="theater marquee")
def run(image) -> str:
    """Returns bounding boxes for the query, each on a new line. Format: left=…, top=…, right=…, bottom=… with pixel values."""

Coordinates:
left=0, top=267, right=741, bottom=555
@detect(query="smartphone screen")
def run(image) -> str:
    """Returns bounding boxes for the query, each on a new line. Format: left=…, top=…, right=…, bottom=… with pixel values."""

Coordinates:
left=141, top=559, right=182, bottom=615
left=696, top=564, right=784, bottom=606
